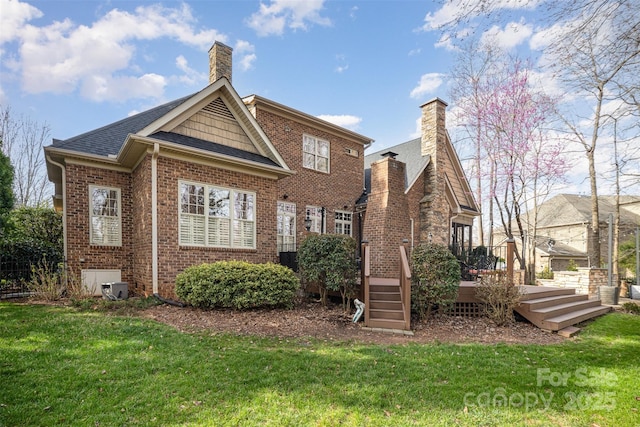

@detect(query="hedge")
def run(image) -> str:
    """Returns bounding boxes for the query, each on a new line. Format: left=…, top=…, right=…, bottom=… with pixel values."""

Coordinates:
left=175, top=260, right=300, bottom=309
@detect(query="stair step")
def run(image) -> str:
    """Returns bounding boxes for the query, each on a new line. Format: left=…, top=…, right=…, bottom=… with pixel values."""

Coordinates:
left=366, top=318, right=407, bottom=330
left=370, top=308, right=405, bottom=321
left=520, top=288, right=576, bottom=301
left=370, top=300, right=403, bottom=310
left=370, top=285, right=401, bottom=293
left=370, top=291, right=401, bottom=302
left=531, top=299, right=601, bottom=319
left=520, top=294, right=589, bottom=311
left=541, top=306, right=611, bottom=331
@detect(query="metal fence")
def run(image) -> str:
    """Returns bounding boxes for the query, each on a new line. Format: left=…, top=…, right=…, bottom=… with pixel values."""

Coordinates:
left=0, top=256, right=32, bottom=298
left=452, top=245, right=508, bottom=281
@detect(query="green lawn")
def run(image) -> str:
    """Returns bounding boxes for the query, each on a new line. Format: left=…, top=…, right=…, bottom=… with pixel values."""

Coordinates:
left=1, top=302, right=638, bottom=426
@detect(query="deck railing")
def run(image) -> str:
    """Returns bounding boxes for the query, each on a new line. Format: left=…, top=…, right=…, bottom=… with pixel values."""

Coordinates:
left=398, top=245, right=411, bottom=330
left=362, top=241, right=371, bottom=326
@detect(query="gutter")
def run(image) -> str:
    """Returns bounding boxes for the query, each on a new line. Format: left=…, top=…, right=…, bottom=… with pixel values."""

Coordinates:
left=152, top=143, right=159, bottom=295
left=45, top=155, right=67, bottom=262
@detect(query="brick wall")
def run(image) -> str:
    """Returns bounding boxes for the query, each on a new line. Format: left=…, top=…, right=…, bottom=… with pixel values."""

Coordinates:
left=154, top=156, right=279, bottom=298
left=131, top=155, right=152, bottom=294
left=362, top=157, right=411, bottom=278
left=65, top=163, right=134, bottom=286
left=252, top=107, right=365, bottom=245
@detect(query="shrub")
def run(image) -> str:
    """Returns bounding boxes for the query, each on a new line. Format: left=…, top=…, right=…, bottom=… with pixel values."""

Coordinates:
left=622, top=302, right=640, bottom=315
left=175, top=261, right=300, bottom=310
left=28, top=259, right=63, bottom=301
left=537, top=266, right=554, bottom=279
left=411, top=243, right=461, bottom=320
left=566, top=259, right=578, bottom=271
left=475, top=271, right=524, bottom=326
left=297, top=234, right=358, bottom=310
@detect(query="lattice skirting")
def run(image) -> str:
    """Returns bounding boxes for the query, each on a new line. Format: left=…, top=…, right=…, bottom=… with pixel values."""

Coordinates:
left=451, top=302, right=485, bottom=317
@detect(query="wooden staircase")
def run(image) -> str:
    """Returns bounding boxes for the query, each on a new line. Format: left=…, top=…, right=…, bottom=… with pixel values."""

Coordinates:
left=515, top=287, right=611, bottom=331
left=367, top=278, right=407, bottom=329
left=362, top=244, right=412, bottom=331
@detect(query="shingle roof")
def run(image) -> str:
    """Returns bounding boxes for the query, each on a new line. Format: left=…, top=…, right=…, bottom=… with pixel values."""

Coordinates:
left=358, top=138, right=429, bottom=205
left=536, top=194, right=640, bottom=227
left=150, top=131, right=279, bottom=167
left=50, top=94, right=194, bottom=156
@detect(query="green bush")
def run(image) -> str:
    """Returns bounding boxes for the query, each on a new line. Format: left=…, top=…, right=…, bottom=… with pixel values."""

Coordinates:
left=175, top=261, right=300, bottom=310
left=537, top=266, right=554, bottom=279
left=475, top=271, right=523, bottom=326
left=410, top=243, right=461, bottom=320
left=566, top=259, right=578, bottom=271
left=622, top=302, right=640, bottom=315
left=297, top=234, right=358, bottom=310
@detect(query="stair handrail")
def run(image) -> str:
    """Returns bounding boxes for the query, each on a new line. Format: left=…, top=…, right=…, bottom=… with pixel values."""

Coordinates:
left=399, top=245, right=411, bottom=330
left=362, top=241, right=371, bottom=327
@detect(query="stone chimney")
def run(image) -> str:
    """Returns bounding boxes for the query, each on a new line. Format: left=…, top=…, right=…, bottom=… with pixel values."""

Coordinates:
left=419, top=98, right=450, bottom=246
left=209, top=41, right=233, bottom=84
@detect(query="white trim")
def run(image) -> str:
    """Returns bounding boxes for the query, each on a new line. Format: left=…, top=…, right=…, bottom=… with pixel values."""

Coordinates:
left=302, top=134, right=330, bottom=173
left=152, top=143, right=159, bottom=294
left=334, top=210, right=353, bottom=236
left=46, top=156, right=67, bottom=261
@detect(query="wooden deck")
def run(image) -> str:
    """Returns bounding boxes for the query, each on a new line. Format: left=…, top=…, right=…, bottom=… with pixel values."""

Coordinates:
left=456, top=283, right=611, bottom=331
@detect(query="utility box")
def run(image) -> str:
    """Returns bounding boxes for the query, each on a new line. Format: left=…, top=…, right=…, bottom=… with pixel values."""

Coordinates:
left=101, top=282, right=129, bottom=300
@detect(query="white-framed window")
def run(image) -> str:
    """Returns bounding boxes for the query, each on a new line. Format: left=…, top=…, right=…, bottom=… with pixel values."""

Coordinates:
left=305, top=206, right=323, bottom=234
left=89, top=185, right=122, bottom=246
left=335, top=210, right=352, bottom=236
left=302, top=134, right=330, bottom=173
left=277, top=201, right=296, bottom=252
left=179, top=181, right=255, bottom=249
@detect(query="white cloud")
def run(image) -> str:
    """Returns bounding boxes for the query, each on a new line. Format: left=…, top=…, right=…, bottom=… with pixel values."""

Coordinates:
left=0, top=0, right=43, bottom=44
left=410, top=73, right=444, bottom=99
left=247, top=0, right=331, bottom=37
left=2, top=1, right=225, bottom=102
left=408, top=48, right=421, bottom=56
left=81, top=73, right=166, bottom=102
left=480, top=20, right=533, bottom=50
left=235, top=40, right=257, bottom=71
left=316, top=114, right=361, bottom=130
left=422, top=0, right=541, bottom=31
left=175, top=55, right=206, bottom=85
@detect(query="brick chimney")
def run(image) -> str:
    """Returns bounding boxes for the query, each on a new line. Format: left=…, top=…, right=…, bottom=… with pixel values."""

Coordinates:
left=209, top=41, right=232, bottom=84
left=419, top=98, right=450, bottom=246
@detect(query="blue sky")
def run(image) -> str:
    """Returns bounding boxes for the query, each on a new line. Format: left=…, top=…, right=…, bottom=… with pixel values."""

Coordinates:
left=1, top=0, right=539, bottom=147
left=1, top=0, right=637, bottom=197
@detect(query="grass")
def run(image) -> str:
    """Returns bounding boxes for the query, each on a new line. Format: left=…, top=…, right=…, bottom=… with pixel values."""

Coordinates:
left=1, top=303, right=638, bottom=426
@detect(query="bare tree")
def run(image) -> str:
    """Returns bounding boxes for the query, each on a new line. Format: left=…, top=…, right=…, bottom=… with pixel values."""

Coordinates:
left=0, top=106, right=52, bottom=207
left=547, top=0, right=640, bottom=267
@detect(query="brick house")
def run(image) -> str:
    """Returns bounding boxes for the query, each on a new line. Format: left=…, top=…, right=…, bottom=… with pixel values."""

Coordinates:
left=45, top=41, right=478, bottom=299
left=44, top=42, right=372, bottom=298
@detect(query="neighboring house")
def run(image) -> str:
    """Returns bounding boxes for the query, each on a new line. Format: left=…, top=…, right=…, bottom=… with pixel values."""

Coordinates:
left=357, top=98, right=480, bottom=278
left=499, top=194, right=640, bottom=273
left=44, top=42, right=372, bottom=299
left=44, top=41, right=478, bottom=299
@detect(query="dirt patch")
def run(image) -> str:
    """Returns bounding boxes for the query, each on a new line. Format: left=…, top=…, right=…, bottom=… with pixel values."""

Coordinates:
left=141, top=301, right=567, bottom=345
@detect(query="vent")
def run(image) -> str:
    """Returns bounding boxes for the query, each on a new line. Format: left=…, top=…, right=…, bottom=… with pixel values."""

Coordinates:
left=345, top=148, right=359, bottom=157
left=203, top=97, right=235, bottom=120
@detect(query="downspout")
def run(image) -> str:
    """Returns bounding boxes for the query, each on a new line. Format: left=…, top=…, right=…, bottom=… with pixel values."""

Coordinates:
left=46, top=156, right=67, bottom=263
left=152, top=143, right=159, bottom=295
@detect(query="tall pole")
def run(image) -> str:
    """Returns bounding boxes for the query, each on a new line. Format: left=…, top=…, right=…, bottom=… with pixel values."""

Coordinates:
left=608, top=213, right=613, bottom=287
left=636, top=227, right=639, bottom=287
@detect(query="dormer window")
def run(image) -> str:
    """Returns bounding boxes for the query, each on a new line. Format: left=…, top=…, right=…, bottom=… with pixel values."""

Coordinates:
left=303, top=134, right=330, bottom=173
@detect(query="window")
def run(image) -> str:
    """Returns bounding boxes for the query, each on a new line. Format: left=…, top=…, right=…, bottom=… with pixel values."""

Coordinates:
left=277, top=201, right=296, bottom=252
left=302, top=134, right=330, bottom=173
left=179, top=181, right=255, bottom=249
left=305, top=206, right=323, bottom=233
left=335, top=211, right=352, bottom=236
left=89, top=185, right=122, bottom=246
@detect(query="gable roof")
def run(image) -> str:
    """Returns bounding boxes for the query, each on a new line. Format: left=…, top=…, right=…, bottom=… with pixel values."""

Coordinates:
left=51, top=95, right=193, bottom=157
left=535, top=194, right=640, bottom=228
left=46, top=78, right=292, bottom=185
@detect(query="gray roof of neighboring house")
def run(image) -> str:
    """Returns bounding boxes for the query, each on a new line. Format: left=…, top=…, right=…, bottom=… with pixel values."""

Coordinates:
left=50, top=94, right=194, bottom=156
left=358, top=138, right=429, bottom=205
left=536, top=194, right=640, bottom=228
left=532, top=236, right=587, bottom=258
left=150, top=131, right=278, bottom=167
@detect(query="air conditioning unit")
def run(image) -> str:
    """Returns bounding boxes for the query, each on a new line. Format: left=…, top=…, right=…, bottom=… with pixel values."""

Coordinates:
left=101, top=282, right=128, bottom=300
